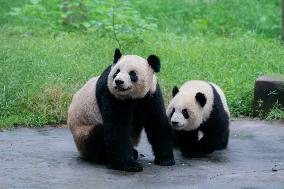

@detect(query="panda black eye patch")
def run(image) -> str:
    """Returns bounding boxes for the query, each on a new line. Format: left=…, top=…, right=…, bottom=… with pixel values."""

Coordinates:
left=182, top=109, right=189, bottom=119
left=113, top=69, right=120, bottom=79
left=129, top=70, right=138, bottom=82
left=170, top=108, right=175, bottom=118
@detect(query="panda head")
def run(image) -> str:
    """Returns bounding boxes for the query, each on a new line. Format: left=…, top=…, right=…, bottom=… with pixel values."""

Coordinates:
left=166, top=81, right=214, bottom=131
left=107, top=49, right=160, bottom=100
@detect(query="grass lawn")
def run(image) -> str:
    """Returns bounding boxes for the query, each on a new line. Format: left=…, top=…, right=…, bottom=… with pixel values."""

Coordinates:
left=0, top=0, right=283, bottom=127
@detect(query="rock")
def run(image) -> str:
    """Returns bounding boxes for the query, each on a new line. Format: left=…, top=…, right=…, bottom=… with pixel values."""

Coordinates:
left=253, top=75, right=284, bottom=117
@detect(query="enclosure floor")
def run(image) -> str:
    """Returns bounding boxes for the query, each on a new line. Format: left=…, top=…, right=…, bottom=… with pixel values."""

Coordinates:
left=1, top=120, right=284, bottom=189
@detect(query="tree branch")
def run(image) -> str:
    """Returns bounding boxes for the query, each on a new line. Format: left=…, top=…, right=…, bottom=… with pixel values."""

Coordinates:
left=112, top=1, right=121, bottom=49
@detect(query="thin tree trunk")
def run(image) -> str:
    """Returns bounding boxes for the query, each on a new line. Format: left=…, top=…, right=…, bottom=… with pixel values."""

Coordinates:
left=282, top=0, right=284, bottom=41
left=62, top=0, right=85, bottom=26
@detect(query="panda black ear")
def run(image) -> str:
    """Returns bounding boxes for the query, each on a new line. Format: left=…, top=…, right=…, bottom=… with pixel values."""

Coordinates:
left=147, top=55, right=160, bottom=73
left=195, top=92, right=207, bottom=107
left=113, top=48, right=122, bottom=64
left=172, top=86, right=179, bottom=97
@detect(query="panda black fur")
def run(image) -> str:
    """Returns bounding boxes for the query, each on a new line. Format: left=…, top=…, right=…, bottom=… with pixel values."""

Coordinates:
left=166, top=80, right=230, bottom=157
left=68, top=49, right=175, bottom=172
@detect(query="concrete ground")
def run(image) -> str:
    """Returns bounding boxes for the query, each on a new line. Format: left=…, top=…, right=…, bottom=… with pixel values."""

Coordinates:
left=0, top=120, right=284, bottom=189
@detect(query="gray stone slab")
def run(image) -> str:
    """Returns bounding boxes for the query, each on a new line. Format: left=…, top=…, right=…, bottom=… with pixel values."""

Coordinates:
left=0, top=120, right=284, bottom=189
left=253, top=75, right=284, bottom=116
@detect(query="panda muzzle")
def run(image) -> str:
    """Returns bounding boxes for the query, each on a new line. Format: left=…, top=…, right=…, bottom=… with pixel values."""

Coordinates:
left=115, top=85, right=131, bottom=91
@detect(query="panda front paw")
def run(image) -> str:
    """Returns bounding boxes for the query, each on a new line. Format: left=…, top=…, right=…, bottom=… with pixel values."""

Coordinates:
left=154, top=157, right=175, bottom=166
left=133, top=148, right=138, bottom=160
left=112, top=160, right=143, bottom=172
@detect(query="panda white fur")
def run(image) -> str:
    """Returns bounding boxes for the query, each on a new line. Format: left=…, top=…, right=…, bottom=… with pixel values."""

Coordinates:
left=166, top=80, right=230, bottom=157
left=68, top=49, right=175, bottom=172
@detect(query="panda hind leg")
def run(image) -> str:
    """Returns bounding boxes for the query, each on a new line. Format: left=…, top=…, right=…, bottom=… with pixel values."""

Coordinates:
left=215, top=127, right=230, bottom=150
left=74, top=124, right=107, bottom=164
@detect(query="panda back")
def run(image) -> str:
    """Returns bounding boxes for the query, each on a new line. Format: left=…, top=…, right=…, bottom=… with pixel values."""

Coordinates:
left=210, top=82, right=230, bottom=117
left=68, top=76, right=103, bottom=127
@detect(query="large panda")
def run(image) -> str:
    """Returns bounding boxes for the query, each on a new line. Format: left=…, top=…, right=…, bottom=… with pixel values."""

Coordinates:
left=166, top=80, right=230, bottom=157
left=68, top=49, right=175, bottom=172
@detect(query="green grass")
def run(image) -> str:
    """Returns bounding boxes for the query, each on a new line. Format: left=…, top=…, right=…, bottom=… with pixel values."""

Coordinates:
left=0, top=0, right=284, bottom=127
left=132, top=0, right=281, bottom=38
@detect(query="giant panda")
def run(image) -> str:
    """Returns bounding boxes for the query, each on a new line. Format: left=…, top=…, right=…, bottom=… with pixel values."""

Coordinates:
left=68, top=49, right=175, bottom=172
left=166, top=80, right=230, bottom=157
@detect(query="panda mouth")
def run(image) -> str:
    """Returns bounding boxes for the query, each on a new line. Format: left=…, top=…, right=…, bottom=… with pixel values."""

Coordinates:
left=115, top=86, right=131, bottom=92
left=172, top=124, right=184, bottom=130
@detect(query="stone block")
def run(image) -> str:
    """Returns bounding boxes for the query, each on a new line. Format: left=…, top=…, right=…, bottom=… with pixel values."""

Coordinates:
left=253, top=75, right=284, bottom=117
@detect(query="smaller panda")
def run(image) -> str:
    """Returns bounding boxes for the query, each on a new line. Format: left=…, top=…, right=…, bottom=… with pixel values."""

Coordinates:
left=166, top=80, right=230, bottom=157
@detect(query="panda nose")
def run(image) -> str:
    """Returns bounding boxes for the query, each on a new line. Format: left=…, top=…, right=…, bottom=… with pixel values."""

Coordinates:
left=171, top=121, right=179, bottom=126
left=115, top=79, right=124, bottom=85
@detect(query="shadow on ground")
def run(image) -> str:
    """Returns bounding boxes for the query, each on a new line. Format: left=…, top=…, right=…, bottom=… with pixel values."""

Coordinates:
left=0, top=120, right=284, bottom=189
